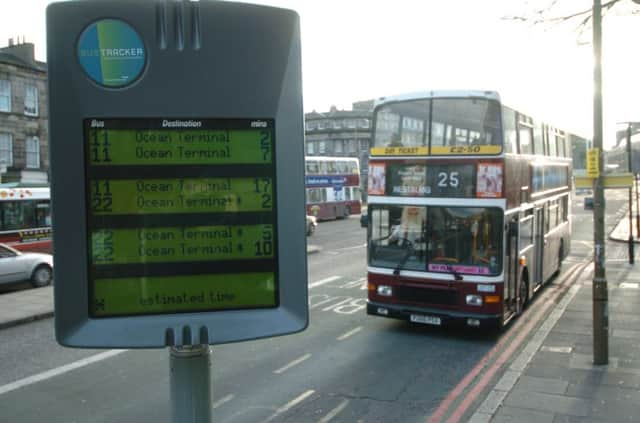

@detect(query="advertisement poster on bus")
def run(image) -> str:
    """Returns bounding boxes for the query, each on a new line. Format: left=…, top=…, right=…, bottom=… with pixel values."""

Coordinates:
left=368, top=163, right=386, bottom=195
left=476, top=163, right=503, bottom=198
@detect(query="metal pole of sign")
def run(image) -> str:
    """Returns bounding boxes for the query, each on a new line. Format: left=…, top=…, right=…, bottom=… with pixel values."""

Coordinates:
left=627, top=123, right=635, bottom=264
left=592, top=0, right=608, bottom=365
left=170, top=345, right=213, bottom=423
left=636, top=172, right=640, bottom=237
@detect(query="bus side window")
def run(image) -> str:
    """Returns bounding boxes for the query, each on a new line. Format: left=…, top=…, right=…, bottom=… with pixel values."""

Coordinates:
left=37, top=203, right=51, bottom=227
left=306, top=160, right=318, bottom=175
left=502, top=107, right=517, bottom=153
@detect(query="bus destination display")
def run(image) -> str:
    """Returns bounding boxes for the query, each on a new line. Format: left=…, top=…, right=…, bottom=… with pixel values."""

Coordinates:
left=85, top=118, right=278, bottom=318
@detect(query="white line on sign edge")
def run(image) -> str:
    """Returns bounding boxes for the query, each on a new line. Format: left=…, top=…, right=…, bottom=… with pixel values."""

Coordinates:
left=212, top=394, right=235, bottom=409
left=0, top=349, right=127, bottom=396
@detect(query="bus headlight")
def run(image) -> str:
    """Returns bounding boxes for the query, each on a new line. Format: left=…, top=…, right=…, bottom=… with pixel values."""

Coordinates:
left=377, top=285, right=393, bottom=297
left=466, top=295, right=483, bottom=306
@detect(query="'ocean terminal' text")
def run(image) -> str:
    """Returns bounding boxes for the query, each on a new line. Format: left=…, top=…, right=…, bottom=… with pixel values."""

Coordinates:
left=92, top=225, right=274, bottom=264
left=90, top=177, right=273, bottom=214
left=88, top=128, right=272, bottom=165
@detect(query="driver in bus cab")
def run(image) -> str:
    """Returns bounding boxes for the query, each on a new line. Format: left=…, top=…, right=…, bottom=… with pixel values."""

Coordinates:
left=388, top=207, right=424, bottom=248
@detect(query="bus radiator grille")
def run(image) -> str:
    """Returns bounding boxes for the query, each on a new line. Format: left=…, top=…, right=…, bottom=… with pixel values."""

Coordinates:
left=395, top=286, right=457, bottom=306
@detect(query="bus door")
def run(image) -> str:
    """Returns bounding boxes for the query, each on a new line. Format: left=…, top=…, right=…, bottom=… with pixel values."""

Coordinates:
left=504, top=220, right=519, bottom=316
left=534, top=207, right=545, bottom=285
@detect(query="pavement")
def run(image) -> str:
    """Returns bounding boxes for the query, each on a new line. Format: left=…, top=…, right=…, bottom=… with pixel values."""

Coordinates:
left=2, top=222, right=640, bottom=422
left=468, top=212, right=640, bottom=423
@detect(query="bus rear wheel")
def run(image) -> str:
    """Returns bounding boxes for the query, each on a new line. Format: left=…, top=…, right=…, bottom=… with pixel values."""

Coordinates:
left=519, top=273, right=529, bottom=312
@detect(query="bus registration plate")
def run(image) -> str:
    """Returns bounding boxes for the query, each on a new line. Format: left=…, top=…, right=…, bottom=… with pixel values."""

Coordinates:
left=410, top=314, right=441, bottom=326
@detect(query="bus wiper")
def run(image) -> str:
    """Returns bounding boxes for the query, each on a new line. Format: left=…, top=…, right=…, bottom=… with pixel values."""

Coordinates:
left=393, top=240, right=414, bottom=276
left=446, top=264, right=464, bottom=281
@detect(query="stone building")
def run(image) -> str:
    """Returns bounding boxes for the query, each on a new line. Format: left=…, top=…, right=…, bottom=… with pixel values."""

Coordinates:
left=304, top=100, right=374, bottom=201
left=0, top=40, right=49, bottom=184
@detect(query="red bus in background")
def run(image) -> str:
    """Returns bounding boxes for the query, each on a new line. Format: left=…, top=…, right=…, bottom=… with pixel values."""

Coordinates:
left=305, top=156, right=362, bottom=220
left=366, top=91, right=574, bottom=330
left=0, top=187, right=52, bottom=253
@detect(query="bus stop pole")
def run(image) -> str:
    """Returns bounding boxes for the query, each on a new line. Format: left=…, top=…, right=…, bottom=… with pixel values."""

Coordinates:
left=170, top=345, right=213, bottom=423
left=636, top=172, right=640, bottom=236
left=627, top=123, right=635, bottom=264
left=592, top=0, right=609, bottom=365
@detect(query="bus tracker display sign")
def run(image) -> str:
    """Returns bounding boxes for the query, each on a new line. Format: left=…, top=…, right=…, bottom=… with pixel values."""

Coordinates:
left=85, top=118, right=278, bottom=317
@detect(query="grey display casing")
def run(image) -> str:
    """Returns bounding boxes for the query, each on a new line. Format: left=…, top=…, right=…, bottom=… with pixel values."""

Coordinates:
left=47, top=0, right=307, bottom=348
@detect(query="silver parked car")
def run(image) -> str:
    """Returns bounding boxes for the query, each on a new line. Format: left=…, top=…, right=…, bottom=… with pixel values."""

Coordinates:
left=0, top=243, right=53, bottom=288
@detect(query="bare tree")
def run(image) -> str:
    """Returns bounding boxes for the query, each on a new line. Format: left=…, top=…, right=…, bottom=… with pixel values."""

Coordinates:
left=503, top=0, right=640, bottom=41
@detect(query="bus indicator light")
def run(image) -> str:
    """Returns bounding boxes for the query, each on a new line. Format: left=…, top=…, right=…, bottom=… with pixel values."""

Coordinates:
left=484, top=295, right=500, bottom=304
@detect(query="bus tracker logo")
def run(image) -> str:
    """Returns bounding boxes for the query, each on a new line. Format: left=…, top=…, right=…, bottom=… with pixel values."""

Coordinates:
left=77, top=19, right=146, bottom=88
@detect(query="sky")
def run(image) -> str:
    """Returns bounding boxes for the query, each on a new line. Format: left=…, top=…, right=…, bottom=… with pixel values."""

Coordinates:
left=2, top=0, right=638, bottom=149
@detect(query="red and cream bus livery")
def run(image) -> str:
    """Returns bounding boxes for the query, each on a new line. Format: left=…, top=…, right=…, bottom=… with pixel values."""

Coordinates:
left=366, top=91, right=574, bottom=329
left=0, top=187, right=52, bottom=253
left=305, top=156, right=362, bottom=220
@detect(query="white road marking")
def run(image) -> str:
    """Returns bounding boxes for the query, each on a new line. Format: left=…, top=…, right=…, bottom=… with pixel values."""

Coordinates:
left=540, top=346, right=573, bottom=353
left=620, top=282, right=639, bottom=289
left=261, top=389, right=315, bottom=423
left=337, top=326, right=362, bottom=341
left=322, top=298, right=352, bottom=311
left=0, top=349, right=127, bottom=396
left=274, top=353, right=312, bottom=374
left=309, top=276, right=341, bottom=289
left=318, top=399, right=350, bottom=423
left=334, top=243, right=367, bottom=252
left=212, top=394, right=235, bottom=409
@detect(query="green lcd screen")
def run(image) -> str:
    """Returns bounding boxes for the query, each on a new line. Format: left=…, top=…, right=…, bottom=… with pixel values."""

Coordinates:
left=84, top=118, right=278, bottom=318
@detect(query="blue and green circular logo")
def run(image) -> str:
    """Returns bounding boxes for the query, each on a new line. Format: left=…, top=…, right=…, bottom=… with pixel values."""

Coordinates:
left=77, top=19, right=146, bottom=88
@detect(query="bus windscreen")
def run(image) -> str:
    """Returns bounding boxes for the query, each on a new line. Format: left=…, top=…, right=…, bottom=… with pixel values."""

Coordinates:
left=372, top=98, right=503, bottom=155
left=368, top=205, right=503, bottom=276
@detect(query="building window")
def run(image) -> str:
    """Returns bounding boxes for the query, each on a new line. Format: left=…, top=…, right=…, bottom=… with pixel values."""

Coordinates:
left=24, top=84, right=39, bottom=116
left=0, top=133, right=13, bottom=166
left=334, top=140, right=343, bottom=153
left=0, top=80, right=10, bottom=112
left=307, top=141, right=314, bottom=155
left=26, top=136, right=40, bottom=168
left=318, top=141, right=326, bottom=154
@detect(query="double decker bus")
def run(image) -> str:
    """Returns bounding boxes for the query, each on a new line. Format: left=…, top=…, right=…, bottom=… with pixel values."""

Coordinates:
left=305, top=156, right=362, bottom=220
left=366, top=91, right=573, bottom=329
left=0, top=186, right=52, bottom=253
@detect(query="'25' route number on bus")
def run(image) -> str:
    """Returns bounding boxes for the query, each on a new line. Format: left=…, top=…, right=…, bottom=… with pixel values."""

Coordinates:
left=438, top=171, right=460, bottom=188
